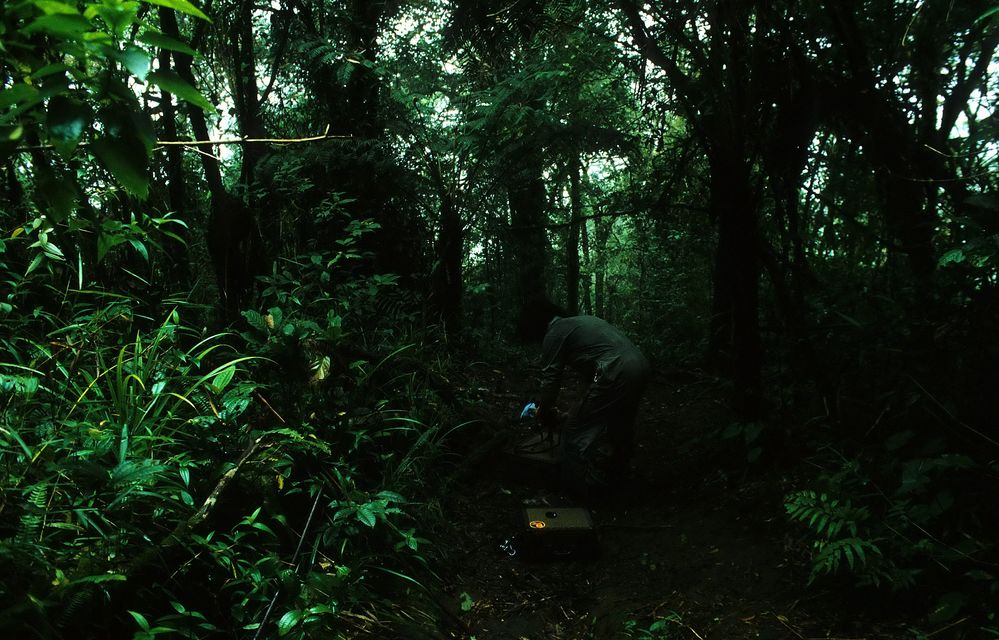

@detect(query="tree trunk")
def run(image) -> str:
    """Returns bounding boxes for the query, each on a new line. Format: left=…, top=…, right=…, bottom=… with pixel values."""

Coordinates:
left=708, top=153, right=762, bottom=420
left=507, top=149, right=548, bottom=306
left=156, top=9, right=189, bottom=286
left=566, top=156, right=582, bottom=314
left=593, top=218, right=611, bottom=319
left=162, top=9, right=260, bottom=317
left=345, top=0, right=384, bottom=137
left=431, top=188, right=463, bottom=330
left=581, top=216, right=592, bottom=315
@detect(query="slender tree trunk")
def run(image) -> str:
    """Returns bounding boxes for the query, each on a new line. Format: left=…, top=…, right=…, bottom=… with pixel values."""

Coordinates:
left=232, top=0, right=265, bottom=187
left=346, top=0, right=383, bottom=137
left=156, top=10, right=189, bottom=286
left=566, top=156, right=583, bottom=314
left=580, top=217, right=592, bottom=315
left=708, top=152, right=763, bottom=419
left=162, top=9, right=259, bottom=316
left=507, top=148, right=548, bottom=306
left=593, top=218, right=610, bottom=319
left=431, top=186, right=463, bottom=330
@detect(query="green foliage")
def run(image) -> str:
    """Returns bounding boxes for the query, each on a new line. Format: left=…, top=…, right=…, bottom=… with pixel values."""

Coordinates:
left=785, top=490, right=885, bottom=586
left=0, top=221, right=458, bottom=638
left=0, top=0, right=212, bottom=202
left=622, top=612, right=684, bottom=640
left=785, top=444, right=995, bottom=623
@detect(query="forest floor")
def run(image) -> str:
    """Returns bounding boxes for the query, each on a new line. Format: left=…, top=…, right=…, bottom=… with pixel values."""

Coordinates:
left=430, top=361, right=921, bottom=640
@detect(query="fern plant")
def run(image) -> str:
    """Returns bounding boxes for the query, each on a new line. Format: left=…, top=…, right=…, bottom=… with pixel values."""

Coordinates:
left=785, top=490, right=884, bottom=585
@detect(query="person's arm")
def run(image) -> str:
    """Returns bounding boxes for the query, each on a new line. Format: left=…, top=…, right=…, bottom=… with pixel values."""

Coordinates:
left=537, top=334, right=562, bottom=424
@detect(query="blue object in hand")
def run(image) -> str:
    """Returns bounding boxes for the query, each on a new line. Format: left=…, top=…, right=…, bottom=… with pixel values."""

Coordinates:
left=520, top=402, right=538, bottom=419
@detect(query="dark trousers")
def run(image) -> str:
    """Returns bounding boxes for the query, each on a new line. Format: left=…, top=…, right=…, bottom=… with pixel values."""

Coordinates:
left=559, top=368, right=648, bottom=496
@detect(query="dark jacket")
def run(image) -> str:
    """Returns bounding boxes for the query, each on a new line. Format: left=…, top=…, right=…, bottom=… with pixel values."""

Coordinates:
left=539, top=315, right=649, bottom=409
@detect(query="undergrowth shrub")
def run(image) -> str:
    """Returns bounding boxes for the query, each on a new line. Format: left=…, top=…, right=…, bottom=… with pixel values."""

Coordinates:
left=0, top=216, right=460, bottom=638
left=784, top=443, right=998, bottom=628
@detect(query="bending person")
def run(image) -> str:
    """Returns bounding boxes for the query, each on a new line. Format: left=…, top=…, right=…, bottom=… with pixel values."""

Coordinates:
left=517, top=298, right=651, bottom=498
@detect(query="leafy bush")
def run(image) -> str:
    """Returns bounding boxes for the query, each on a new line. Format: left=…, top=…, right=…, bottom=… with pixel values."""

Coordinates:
left=0, top=221, right=459, bottom=638
left=784, top=443, right=998, bottom=626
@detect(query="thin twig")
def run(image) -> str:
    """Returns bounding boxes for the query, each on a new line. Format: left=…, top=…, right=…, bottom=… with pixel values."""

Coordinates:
left=774, top=613, right=806, bottom=639
left=11, top=125, right=350, bottom=154
left=255, top=392, right=287, bottom=424
left=909, top=375, right=999, bottom=448
left=155, top=126, right=349, bottom=147
left=254, top=485, right=324, bottom=640
left=927, top=616, right=968, bottom=637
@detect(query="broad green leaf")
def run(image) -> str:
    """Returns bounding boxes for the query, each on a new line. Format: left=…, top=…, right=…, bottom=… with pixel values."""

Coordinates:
left=33, top=1, right=80, bottom=15
left=85, top=2, right=140, bottom=34
left=46, top=96, right=90, bottom=157
left=148, top=71, right=214, bottom=112
left=35, top=164, right=78, bottom=221
left=242, top=309, right=267, bottom=332
left=127, top=238, right=149, bottom=261
left=138, top=30, right=197, bottom=56
left=938, top=249, right=965, bottom=266
left=141, top=0, right=210, bottom=21
left=91, top=137, right=150, bottom=199
left=128, top=610, right=151, bottom=632
left=25, top=14, right=92, bottom=37
left=97, top=231, right=127, bottom=262
left=276, top=610, right=302, bottom=636
left=357, top=505, right=377, bottom=527
left=120, top=47, right=151, bottom=80
left=30, top=63, right=72, bottom=81
left=212, top=365, right=235, bottom=391
left=0, top=84, right=40, bottom=112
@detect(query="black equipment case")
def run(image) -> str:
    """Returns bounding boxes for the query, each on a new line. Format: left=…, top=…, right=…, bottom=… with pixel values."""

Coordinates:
left=504, top=506, right=599, bottom=560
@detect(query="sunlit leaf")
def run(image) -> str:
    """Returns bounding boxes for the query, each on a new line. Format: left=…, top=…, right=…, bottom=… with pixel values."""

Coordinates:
left=357, top=505, right=377, bottom=527
left=24, top=13, right=92, bottom=37
left=128, top=238, right=149, bottom=261
left=138, top=30, right=197, bottom=56
left=938, top=249, right=965, bottom=266
left=141, top=0, right=210, bottom=21
left=212, top=365, right=235, bottom=391
left=85, top=1, right=140, bottom=34
left=148, top=71, right=214, bottom=112
left=33, top=1, right=79, bottom=15
left=0, top=84, right=41, bottom=113
left=276, top=610, right=303, bottom=636
left=120, top=47, right=151, bottom=80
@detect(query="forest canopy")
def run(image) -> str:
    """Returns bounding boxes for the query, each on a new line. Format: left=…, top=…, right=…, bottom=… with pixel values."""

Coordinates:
left=1, top=0, right=998, bottom=638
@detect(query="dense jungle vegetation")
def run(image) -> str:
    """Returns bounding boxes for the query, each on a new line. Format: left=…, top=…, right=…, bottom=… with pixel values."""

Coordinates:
left=2, top=0, right=998, bottom=638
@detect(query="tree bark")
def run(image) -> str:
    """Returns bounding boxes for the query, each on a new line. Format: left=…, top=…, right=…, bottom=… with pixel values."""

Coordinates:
left=156, top=8, right=189, bottom=286
left=581, top=216, right=592, bottom=315
left=507, top=148, right=548, bottom=306
left=161, top=8, right=260, bottom=317
left=431, top=186, right=463, bottom=330
left=566, top=156, right=583, bottom=314
left=708, top=153, right=763, bottom=420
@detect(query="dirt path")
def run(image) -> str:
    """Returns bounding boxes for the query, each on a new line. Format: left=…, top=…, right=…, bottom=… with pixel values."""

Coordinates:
left=434, top=365, right=912, bottom=640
